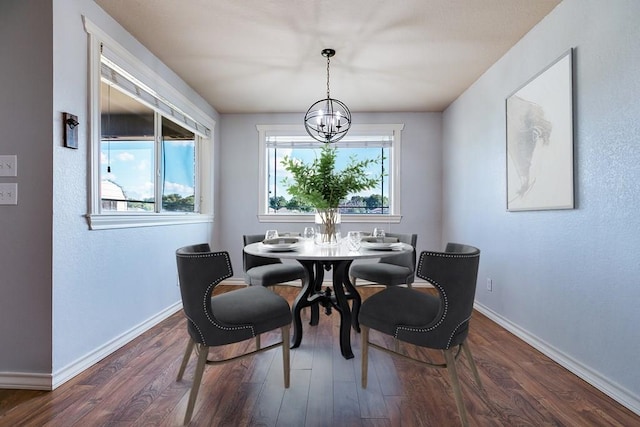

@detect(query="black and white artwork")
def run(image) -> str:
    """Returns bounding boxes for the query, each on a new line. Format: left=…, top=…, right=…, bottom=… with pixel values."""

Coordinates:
left=506, top=49, right=574, bottom=211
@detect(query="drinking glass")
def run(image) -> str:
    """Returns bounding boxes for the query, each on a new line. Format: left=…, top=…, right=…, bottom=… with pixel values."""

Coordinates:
left=303, top=226, right=315, bottom=241
left=264, top=230, right=279, bottom=240
left=372, top=227, right=385, bottom=240
left=346, top=231, right=362, bottom=251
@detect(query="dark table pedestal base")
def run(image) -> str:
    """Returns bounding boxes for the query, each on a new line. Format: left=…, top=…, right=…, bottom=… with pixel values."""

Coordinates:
left=291, top=259, right=362, bottom=359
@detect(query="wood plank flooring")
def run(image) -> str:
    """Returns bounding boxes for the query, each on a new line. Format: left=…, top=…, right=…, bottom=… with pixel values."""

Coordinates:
left=1, top=284, right=638, bottom=426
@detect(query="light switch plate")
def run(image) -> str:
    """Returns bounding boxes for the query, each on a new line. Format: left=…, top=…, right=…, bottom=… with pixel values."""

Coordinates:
left=0, top=155, right=17, bottom=177
left=0, top=183, right=18, bottom=205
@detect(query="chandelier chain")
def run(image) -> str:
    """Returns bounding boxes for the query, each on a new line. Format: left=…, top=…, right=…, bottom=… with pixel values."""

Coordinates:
left=326, top=55, right=331, bottom=99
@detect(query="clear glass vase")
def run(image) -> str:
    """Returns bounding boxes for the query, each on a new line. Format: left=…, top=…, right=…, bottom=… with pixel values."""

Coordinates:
left=314, top=208, right=342, bottom=246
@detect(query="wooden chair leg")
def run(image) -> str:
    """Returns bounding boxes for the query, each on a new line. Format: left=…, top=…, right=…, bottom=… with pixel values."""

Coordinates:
left=461, top=341, right=482, bottom=389
left=184, top=344, right=208, bottom=425
left=361, top=326, right=369, bottom=388
left=176, top=338, right=195, bottom=381
left=444, top=348, right=469, bottom=427
left=282, top=326, right=290, bottom=388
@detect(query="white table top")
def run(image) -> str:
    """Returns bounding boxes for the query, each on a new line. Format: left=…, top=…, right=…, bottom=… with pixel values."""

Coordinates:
left=243, top=240, right=413, bottom=261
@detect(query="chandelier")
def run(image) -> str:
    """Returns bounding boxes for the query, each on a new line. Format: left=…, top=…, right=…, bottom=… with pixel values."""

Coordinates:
left=304, top=49, right=352, bottom=143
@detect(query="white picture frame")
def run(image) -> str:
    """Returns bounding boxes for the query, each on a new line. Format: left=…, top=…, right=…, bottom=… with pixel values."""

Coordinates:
left=506, top=49, right=574, bottom=211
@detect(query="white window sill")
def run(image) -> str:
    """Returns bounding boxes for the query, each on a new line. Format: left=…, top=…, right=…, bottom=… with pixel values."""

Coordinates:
left=87, top=213, right=214, bottom=230
left=257, top=214, right=402, bottom=224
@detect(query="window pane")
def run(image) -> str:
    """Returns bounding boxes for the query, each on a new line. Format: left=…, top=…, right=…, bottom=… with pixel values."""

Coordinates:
left=161, top=118, right=196, bottom=212
left=267, top=145, right=389, bottom=214
left=100, top=82, right=155, bottom=212
left=336, top=146, right=390, bottom=214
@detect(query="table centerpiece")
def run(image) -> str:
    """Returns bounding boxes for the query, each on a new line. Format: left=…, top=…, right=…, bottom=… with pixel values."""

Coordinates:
left=281, top=144, right=381, bottom=246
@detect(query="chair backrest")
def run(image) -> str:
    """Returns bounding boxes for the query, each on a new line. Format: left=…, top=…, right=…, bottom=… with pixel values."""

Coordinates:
left=176, top=244, right=237, bottom=345
left=243, top=234, right=282, bottom=273
left=380, top=232, right=418, bottom=277
left=411, top=243, right=480, bottom=349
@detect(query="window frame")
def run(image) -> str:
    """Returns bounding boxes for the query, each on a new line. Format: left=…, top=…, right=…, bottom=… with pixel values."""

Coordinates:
left=84, top=18, right=215, bottom=230
left=256, top=124, right=403, bottom=224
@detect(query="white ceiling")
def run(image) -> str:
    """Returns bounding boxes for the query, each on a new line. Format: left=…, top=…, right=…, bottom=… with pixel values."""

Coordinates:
left=94, top=0, right=561, bottom=114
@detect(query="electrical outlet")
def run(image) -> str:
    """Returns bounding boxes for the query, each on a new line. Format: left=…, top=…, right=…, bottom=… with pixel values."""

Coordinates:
left=0, top=183, right=18, bottom=205
left=0, top=155, right=17, bottom=177
left=486, top=278, right=493, bottom=292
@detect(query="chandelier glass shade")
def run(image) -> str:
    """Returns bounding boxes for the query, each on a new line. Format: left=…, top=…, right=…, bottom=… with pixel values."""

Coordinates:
left=304, top=49, right=352, bottom=143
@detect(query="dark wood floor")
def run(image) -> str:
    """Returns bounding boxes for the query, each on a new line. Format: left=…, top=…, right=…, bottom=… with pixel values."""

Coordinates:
left=1, top=284, right=638, bottom=426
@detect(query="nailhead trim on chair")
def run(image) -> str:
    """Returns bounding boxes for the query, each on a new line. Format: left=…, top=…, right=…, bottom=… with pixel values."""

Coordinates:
left=180, top=251, right=255, bottom=345
left=395, top=277, right=448, bottom=339
left=419, top=251, right=479, bottom=259
left=447, top=316, right=471, bottom=348
left=393, top=250, right=479, bottom=349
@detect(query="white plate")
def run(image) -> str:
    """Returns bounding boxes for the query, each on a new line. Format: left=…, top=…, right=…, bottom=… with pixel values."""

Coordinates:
left=361, top=241, right=403, bottom=251
left=261, top=243, right=302, bottom=252
left=261, top=237, right=303, bottom=252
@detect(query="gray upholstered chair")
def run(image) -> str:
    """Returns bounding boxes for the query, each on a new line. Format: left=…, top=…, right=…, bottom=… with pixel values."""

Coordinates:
left=359, top=243, right=482, bottom=427
left=349, top=232, right=418, bottom=287
left=243, top=234, right=307, bottom=287
left=175, top=244, right=292, bottom=425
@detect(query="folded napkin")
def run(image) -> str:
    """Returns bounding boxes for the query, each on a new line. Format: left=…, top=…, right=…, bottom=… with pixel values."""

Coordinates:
left=361, top=236, right=399, bottom=243
left=262, top=237, right=300, bottom=245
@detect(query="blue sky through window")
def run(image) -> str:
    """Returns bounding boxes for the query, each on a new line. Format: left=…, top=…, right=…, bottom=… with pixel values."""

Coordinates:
left=102, top=139, right=195, bottom=202
left=162, top=140, right=195, bottom=198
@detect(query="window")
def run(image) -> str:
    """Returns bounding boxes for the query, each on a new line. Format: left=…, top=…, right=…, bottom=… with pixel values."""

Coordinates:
left=100, top=84, right=196, bottom=213
left=85, top=18, right=214, bottom=229
left=257, top=124, right=403, bottom=223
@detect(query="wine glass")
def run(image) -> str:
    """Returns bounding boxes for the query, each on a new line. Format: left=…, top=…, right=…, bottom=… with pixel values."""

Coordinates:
left=372, top=227, right=385, bottom=241
left=346, top=231, right=362, bottom=251
left=264, top=230, right=278, bottom=241
left=303, top=226, right=315, bottom=241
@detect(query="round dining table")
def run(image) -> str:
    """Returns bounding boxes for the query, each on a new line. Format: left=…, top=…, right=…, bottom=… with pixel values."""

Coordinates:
left=243, top=239, right=414, bottom=359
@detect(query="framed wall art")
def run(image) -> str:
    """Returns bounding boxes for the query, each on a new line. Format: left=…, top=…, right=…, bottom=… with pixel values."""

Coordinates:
left=506, top=48, right=574, bottom=211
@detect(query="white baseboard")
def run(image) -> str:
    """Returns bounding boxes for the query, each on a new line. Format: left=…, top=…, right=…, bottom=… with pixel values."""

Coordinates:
left=0, top=371, right=53, bottom=390
left=474, top=302, right=640, bottom=417
left=0, top=301, right=183, bottom=391
left=51, top=301, right=183, bottom=390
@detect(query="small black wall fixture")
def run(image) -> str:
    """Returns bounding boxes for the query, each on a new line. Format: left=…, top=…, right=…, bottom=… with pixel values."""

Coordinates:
left=63, top=112, right=79, bottom=149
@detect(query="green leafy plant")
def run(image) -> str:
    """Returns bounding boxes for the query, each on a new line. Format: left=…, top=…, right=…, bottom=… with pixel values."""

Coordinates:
left=282, top=145, right=382, bottom=244
left=281, top=145, right=382, bottom=210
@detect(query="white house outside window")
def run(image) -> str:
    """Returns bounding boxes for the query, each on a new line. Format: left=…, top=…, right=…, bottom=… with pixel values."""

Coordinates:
left=257, top=124, right=403, bottom=224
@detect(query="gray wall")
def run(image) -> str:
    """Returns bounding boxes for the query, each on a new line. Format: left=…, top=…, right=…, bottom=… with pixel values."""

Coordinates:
left=217, top=112, right=443, bottom=275
left=443, top=0, right=640, bottom=411
left=0, top=0, right=54, bottom=375
left=51, top=0, right=219, bottom=377
left=0, top=0, right=218, bottom=385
